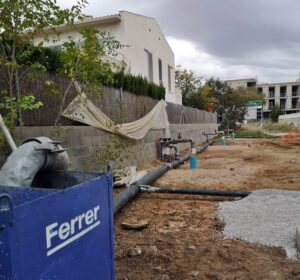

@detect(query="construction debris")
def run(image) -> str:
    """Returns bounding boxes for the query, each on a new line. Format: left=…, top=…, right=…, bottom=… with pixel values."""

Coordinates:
left=113, top=166, right=147, bottom=187
left=127, top=246, right=142, bottom=257
left=121, top=219, right=149, bottom=230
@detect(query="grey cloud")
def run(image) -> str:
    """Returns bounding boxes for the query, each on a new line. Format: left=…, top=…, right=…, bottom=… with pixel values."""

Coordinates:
left=154, top=0, right=300, bottom=59
left=59, top=0, right=300, bottom=81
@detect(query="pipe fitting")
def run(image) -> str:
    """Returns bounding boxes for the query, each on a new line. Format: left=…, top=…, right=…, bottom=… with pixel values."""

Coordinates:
left=23, top=137, right=69, bottom=170
left=0, top=137, right=69, bottom=188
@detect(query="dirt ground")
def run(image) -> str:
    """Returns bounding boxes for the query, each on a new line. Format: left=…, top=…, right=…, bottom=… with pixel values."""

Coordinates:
left=114, top=139, right=300, bottom=280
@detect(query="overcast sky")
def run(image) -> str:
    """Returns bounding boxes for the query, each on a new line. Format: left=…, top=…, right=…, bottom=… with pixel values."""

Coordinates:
left=59, top=0, right=300, bottom=83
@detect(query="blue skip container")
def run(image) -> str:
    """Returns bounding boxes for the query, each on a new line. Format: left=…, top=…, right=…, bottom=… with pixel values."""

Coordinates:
left=0, top=171, right=114, bottom=280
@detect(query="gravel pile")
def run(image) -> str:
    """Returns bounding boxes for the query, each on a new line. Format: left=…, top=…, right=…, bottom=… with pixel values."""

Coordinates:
left=218, top=189, right=300, bottom=258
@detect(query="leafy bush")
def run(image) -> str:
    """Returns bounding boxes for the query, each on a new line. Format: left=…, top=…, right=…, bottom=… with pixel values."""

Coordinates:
left=107, top=71, right=165, bottom=100
left=21, top=46, right=166, bottom=101
left=18, top=46, right=64, bottom=74
left=270, top=105, right=283, bottom=123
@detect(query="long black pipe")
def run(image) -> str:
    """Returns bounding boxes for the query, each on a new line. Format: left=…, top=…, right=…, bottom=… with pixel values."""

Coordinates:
left=140, top=186, right=250, bottom=197
left=113, top=140, right=213, bottom=214
left=195, top=142, right=211, bottom=154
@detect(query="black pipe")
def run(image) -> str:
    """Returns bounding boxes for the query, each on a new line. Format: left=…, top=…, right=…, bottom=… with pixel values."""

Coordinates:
left=113, top=140, right=214, bottom=214
left=140, top=186, right=250, bottom=197
left=161, top=139, right=194, bottom=146
left=195, top=141, right=211, bottom=153
left=113, top=164, right=170, bottom=214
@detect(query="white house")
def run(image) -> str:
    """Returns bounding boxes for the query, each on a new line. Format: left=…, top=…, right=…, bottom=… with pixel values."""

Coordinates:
left=34, top=11, right=182, bottom=104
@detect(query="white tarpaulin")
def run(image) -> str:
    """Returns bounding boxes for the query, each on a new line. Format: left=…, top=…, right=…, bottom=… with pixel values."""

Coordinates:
left=62, top=90, right=170, bottom=140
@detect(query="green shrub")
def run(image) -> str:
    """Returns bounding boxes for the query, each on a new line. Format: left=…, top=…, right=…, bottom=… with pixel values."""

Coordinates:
left=21, top=46, right=166, bottom=101
left=21, top=46, right=63, bottom=74
left=111, top=71, right=165, bottom=100
left=270, top=105, right=283, bottom=123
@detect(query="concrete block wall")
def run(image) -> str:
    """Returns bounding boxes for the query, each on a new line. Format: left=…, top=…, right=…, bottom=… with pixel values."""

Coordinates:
left=15, top=123, right=217, bottom=171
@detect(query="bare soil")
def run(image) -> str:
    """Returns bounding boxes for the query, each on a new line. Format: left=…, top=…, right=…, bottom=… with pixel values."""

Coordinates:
left=114, top=139, right=300, bottom=280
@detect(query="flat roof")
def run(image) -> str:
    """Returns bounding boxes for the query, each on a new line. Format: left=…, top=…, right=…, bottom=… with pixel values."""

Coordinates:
left=225, top=78, right=257, bottom=83
left=257, top=81, right=300, bottom=86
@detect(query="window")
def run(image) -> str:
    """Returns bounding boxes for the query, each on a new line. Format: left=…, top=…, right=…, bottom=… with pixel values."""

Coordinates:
left=158, top=59, right=162, bottom=85
left=168, top=65, right=173, bottom=93
left=144, top=49, right=153, bottom=82
left=292, top=98, right=299, bottom=109
left=257, top=108, right=262, bottom=120
left=280, top=99, right=286, bottom=110
left=257, top=87, right=262, bottom=92
left=280, top=86, right=286, bottom=97
left=292, top=85, right=299, bottom=96
left=247, top=81, right=256, bottom=88
left=268, top=87, right=275, bottom=98
left=269, top=100, right=275, bottom=109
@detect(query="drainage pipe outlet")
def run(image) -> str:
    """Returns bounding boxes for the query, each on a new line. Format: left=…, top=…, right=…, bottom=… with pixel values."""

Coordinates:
left=0, top=137, right=69, bottom=187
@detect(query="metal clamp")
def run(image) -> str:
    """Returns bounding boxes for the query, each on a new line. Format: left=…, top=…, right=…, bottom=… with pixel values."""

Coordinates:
left=139, top=185, right=151, bottom=193
left=0, top=193, right=14, bottom=227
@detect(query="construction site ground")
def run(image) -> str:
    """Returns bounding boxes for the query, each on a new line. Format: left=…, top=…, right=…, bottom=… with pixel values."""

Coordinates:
left=114, top=138, right=300, bottom=280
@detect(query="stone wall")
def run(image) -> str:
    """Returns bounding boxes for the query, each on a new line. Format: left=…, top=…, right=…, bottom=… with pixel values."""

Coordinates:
left=15, top=123, right=217, bottom=171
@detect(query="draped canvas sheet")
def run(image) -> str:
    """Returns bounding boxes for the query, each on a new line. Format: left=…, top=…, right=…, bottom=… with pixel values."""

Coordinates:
left=62, top=93, right=170, bottom=140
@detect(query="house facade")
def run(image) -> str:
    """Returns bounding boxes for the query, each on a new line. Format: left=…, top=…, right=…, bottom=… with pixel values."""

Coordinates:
left=34, top=11, right=181, bottom=104
left=225, top=77, right=300, bottom=120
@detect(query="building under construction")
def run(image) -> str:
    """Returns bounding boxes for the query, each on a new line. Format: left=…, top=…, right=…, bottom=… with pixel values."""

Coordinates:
left=225, top=77, right=300, bottom=121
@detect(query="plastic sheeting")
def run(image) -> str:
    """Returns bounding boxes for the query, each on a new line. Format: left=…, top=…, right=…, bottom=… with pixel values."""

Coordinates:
left=62, top=91, right=170, bottom=140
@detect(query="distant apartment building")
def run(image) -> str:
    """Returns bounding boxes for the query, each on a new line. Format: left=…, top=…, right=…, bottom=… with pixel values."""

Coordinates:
left=34, top=11, right=182, bottom=104
left=257, top=82, right=300, bottom=114
left=225, top=77, right=257, bottom=90
left=225, top=77, right=300, bottom=120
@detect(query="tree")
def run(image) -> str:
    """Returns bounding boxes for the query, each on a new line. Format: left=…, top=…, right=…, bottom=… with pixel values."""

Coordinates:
left=48, top=28, right=122, bottom=125
left=175, top=66, right=201, bottom=106
left=206, top=78, right=264, bottom=130
left=0, top=0, right=87, bottom=128
left=270, top=105, right=283, bottom=123
left=186, top=85, right=215, bottom=110
left=217, top=86, right=248, bottom=130
left=175, top=66, right=215, bottom=110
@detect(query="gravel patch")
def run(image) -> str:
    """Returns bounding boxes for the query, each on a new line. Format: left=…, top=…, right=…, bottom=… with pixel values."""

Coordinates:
left=218, top=189, right=300, bottom=259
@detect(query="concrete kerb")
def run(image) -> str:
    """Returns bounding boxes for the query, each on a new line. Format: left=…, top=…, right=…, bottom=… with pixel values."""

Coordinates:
left=296, top=225, right=300, bottom=256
